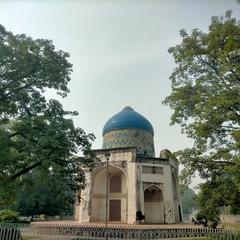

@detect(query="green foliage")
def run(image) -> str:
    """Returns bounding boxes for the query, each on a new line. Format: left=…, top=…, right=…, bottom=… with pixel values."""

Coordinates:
left=192, top=212, right=208, bottom=228
left=15, top=169, right=75, bottom=216
left=0, top=25, right=96, bottom=208
left=197, top=177, right=240, bottom=218
left=181, top=186, right=198, bottom=214
left=164, top=11, right=240, bottom=221
left=0, top=209, right=19, bottom=222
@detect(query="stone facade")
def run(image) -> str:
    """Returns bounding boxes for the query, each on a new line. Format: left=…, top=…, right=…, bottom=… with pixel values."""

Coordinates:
left=76, top=147, right=181, bottom=224
left=75, top=107, right=182, bottom=224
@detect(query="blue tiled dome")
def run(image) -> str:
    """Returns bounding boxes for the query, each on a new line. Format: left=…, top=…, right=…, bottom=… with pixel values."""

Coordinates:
left=102, top=106, right=154, bottom=136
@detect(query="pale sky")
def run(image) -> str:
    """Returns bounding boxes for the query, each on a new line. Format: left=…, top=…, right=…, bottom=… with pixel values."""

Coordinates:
left=1, top=0, right=239, bottom=188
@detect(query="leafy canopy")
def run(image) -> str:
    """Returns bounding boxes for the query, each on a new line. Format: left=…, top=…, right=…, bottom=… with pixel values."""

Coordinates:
left=164, top=10, right=240, bottom=216
left=0, top=25, right=95, bottom=207
left=15, top=169, right=75, bottom=217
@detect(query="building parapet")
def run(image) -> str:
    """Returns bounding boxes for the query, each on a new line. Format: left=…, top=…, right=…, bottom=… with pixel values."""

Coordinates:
left=136, top=157, right=169, bottom=165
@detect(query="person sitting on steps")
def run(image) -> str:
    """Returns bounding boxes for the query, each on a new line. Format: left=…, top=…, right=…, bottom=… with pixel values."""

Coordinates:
left=136, top=210, right=145, bottom=223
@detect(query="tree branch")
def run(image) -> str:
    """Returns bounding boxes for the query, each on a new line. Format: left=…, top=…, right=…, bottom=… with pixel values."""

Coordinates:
left=10, top=148, right=56, bottom=180
left=10, top=160, right=42, bottom=180
left=8, top=130, right=26, bottom=138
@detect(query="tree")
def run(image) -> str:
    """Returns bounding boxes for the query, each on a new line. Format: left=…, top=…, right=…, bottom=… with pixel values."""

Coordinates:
left=196, top=176, right=240, bottom=223
left=15, top=169, right=75, bottom=217
left=0, top=25, right=96, bottom=207
left=164, top=10, right=240, bottom=219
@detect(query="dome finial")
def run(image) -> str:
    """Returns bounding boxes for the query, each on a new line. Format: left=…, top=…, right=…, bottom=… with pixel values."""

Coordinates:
left=123, top=106, right=134, bottom=111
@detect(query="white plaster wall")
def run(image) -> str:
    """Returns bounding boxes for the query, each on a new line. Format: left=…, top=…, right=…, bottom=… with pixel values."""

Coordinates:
left=140, top=163, right=168, bottom=184
left=170, top=166, right=182, bottom=223
left=172, top=173, right=180, bottom=222
left=96, top=151, right=134, bottom=163
left=174, top=201, right=180, bottom=222
left=92, top=169, right=107, bottom=194
left=145, top=202, right=164, bottom=223
left=127, top=162, right=137, bottom=223
left=121, top=198, right=127, bottom=222
left=141, top=174, right=166, bottom=183
left=92, top=169, right=107, bottom=222
left=91, top=198, right=106, bottom=222
left=111, top=152, right=133, bottom=162
left=163, top=165, right=175, bottom=224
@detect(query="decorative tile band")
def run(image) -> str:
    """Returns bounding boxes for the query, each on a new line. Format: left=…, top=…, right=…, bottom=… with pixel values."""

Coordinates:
left=103, top=129, right=155, bottom=157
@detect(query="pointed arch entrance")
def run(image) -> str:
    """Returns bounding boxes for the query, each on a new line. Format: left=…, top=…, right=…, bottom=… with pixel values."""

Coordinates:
left=90, top=165, right=127, bottom=222
left=144, top=185, right=164, bottom=223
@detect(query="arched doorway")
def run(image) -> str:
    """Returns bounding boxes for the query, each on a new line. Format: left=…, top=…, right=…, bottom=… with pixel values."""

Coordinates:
left=109, top=175, right=122, bottom=221
left=90, top=165, right=127, bottom=222
left=144, top=185, right=164, bottom=223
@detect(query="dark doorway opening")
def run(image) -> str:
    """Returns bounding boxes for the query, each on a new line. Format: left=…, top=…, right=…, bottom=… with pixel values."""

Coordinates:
left=109, top=199, right=121, bottom=221
left=178, top=205, right=182, bottom=222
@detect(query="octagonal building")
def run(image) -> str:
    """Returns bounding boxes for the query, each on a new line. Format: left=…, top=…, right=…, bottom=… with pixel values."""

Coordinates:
left=75, top=107, right=182, bottom=224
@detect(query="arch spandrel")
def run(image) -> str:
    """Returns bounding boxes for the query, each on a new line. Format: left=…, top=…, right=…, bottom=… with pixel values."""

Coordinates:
left=143, top=183, right=164, bottom=192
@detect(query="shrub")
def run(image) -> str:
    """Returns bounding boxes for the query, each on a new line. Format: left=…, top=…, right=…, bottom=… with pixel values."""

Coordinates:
left=0, top=209, right=19, bottom=222
left=192, top=211, right=220, bottom=229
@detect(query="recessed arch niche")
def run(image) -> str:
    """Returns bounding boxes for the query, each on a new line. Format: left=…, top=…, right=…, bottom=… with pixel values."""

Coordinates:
left=90, top=165, right=127, bottom=222
left=144, top=185, right=164, bottom=223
